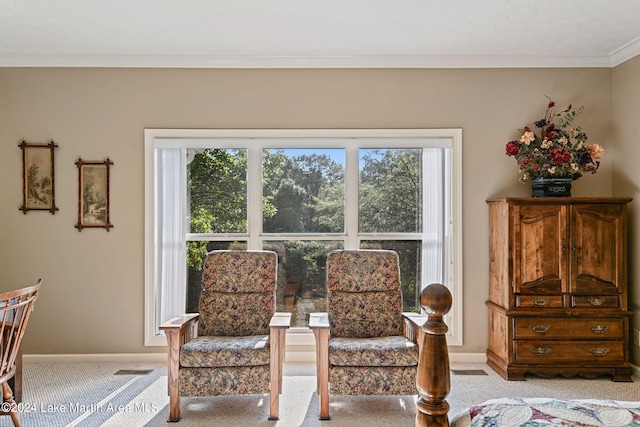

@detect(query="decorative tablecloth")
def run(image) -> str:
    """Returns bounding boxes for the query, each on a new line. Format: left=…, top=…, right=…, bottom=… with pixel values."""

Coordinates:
left=450, top=397, right=640, bottom=427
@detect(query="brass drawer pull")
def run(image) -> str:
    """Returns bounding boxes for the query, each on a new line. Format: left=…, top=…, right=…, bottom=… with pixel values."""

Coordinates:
left=589, top=325, right=609, bottom=333
left=588, top=298, right=605, bottom=306
left=530, top=347, right=551, bottom=356
left=530, top=325, right=550, bottom=333
left=533, top=298, right=548, bottom=306
left=590, top=348, right=609, bottom=357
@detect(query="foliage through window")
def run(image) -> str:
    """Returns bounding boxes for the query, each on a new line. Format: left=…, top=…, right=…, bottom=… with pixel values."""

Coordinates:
left=145, top=129, right=462, bottom=346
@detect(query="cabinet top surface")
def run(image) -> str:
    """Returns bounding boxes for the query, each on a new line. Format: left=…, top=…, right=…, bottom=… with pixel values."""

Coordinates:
left=487, top=197, right=632, bottom=204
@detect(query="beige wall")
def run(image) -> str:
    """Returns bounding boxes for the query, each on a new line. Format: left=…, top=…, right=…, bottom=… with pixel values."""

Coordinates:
left=613, top=55, right=640, bottom=365
left=0, top=67, right=616, bottom=356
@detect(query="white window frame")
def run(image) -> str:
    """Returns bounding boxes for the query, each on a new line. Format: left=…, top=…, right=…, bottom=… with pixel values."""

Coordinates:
left=144, top=128, right=463, bottom=347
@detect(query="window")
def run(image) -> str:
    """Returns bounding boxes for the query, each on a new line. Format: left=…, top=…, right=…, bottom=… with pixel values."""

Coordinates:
left=144, top=129, right=462, bottom=346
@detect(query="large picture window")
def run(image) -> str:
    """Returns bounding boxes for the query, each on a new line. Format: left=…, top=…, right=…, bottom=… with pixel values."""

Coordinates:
left=144, top=129, right=462, bottom=347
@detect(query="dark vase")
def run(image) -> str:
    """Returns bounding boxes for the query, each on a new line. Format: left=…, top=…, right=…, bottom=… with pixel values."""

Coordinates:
left=531, top=177, right=572, bottom=197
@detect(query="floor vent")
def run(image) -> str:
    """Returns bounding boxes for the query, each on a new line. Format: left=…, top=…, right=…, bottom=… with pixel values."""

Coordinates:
left=451, top=369, right=488, bottom=376
left=114, top=369, right=153, bottom=375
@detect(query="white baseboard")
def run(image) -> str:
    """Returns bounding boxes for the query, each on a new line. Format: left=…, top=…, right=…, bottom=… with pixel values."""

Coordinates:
left=449, top=353, right=488, bottom=363
left=285, top=351, right=315, bottom=363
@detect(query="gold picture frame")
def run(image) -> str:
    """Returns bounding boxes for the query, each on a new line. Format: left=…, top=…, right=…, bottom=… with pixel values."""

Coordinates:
left=19, top=140, right=58, bottom=214
left=75, top=158, right=114, bottom=231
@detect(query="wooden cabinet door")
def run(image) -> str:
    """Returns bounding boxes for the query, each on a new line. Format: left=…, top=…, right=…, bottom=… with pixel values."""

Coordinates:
left=514, top=203, right=567, bottom=294
left=570, top=203, right=626, bottom=295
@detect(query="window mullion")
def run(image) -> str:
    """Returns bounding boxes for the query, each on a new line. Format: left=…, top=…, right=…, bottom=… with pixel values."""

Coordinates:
left=247, top=146, right=262, bottom=249
left=344, top=144, right=359, bottom=249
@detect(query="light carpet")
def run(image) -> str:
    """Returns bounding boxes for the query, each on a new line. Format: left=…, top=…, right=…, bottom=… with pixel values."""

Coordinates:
left=7, top=362, right=639, bottom=426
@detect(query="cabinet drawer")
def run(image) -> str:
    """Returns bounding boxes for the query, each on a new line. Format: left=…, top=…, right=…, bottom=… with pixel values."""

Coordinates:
left=514, top=341, right=624, bottom=364
left=516, top=295, right=563, bottom=308
left=571, top=295, right=620, bottom=308
left=514, top=318, right=624, bottom=339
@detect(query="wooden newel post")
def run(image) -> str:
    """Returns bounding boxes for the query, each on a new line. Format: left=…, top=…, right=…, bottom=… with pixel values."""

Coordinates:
left=415, top=283, right=452, bottom=427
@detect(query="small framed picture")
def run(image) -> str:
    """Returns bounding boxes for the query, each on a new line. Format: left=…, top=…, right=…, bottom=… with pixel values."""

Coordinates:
left=19, top=141, right=58, bottom=214
left=75, top=158, right=114, bottom=231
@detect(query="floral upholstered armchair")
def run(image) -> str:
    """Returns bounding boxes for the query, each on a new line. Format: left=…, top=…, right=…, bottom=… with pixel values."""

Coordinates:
left=309, top=249, right=425, bottom=420
left=160, top=250, right=291, bottom=422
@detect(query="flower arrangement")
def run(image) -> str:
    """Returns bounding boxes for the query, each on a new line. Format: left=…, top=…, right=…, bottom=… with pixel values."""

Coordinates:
left=505, top=98, right=603, bottom=183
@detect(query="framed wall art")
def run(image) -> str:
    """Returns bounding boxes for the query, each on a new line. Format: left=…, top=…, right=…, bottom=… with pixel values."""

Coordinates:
left=19, top=140, right=59, bottom=214
left=75, top=158, right=114, bottom=231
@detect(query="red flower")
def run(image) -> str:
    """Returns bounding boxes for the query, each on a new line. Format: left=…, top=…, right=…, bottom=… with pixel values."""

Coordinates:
left=547, top=130, right=558, bottom=139
left=518, top=158, right=530, bottom=171
left=505, top=140, right=520, bottom=156
left=524, top=126, right=531, bottom=132
left=548, top=101, right=555, bottom=108
left=550, top=147, right=571, bottom=164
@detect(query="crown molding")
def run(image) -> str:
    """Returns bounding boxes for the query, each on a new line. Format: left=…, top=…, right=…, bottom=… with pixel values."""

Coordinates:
left=0, top=53, right=629, bottom=69
left=610, top=36, right=640, bottom=67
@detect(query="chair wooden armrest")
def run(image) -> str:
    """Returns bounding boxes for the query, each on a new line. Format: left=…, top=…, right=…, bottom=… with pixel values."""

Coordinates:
left=160, top=313, right=199, bottom=334
left=160, top=313, right=200, bottom=355
left=159, top=314, right=199, bottom=422
left=268, top=312, right=291, bottom=420
left=403, top=312, right=427, bottom=349
left=309, top=312, right=331, bottom=420
left=269, top=312, right=292, bottom=328
left=309, top=312, right=329, bottom=329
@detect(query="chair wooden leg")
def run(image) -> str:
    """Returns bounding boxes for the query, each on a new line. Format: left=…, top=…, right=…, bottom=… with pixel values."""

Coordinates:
left=269, top=327, right=284, bottom=420
left=168, top=392, right=180, bottom=422
left=2, top=382, right=21, bottom=427
left=165, top=330, right=181, bottom=422
left=278, top=329, right=286, bottom=394
left=314, top=328, right=330, bottom=420
left=12, top=345, right=22, bottom=404
left=313, top=331, right=321, bottom=394
left=268, top=313, right=291, bottom=420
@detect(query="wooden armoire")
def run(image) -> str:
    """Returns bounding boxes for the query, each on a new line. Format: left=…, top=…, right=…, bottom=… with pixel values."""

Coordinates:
left=486, top=197, right=633, bottom=381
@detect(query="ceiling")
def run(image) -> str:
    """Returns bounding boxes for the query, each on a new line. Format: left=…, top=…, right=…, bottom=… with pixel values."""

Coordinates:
left=1, top=0, right=640, bottom=68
